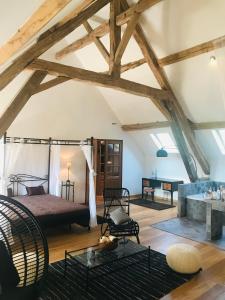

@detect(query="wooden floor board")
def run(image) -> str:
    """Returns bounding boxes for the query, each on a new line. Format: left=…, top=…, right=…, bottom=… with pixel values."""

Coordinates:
left=47, top=202, right=225, bottom=299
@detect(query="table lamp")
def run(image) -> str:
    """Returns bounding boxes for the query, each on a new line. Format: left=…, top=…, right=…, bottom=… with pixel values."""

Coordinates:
left=66, top=161, right=72, bottom=183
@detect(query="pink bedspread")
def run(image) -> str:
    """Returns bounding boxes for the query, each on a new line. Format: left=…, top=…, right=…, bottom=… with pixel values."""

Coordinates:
left=13, top=194, right=88, bottom=217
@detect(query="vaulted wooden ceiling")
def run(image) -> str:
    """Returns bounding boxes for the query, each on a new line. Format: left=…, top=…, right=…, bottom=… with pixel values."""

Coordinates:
left=0, top=0, right=225, bottom=181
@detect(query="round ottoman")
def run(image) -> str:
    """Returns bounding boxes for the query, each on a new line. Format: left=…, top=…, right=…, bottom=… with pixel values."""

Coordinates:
left=166, top=243, right=202, bottom=274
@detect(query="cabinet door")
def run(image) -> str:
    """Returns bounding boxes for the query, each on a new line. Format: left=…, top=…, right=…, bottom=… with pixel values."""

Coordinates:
left=104, top=140, right=123, bottom=189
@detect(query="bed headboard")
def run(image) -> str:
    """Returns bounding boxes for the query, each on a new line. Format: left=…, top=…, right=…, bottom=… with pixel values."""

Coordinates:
left=7, top=174, right=48, bottom=197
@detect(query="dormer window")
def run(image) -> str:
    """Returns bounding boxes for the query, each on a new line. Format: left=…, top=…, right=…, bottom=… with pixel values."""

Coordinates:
left=212, top=129, right=225, bottom=155
left=150, top=133, right=179, bottom=154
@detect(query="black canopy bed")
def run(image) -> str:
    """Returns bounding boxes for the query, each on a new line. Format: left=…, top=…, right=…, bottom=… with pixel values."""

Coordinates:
left=2, top=135, right=94, bottom=229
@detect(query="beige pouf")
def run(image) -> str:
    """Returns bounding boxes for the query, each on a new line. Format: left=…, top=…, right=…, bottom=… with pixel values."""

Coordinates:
left=166, top=243, right=202, bottom=274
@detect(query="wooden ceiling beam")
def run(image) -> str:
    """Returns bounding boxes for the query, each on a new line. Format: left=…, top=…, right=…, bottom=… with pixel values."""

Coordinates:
left=38, top=0, right=96, bottom=41
left=55, top=21, right=109, bottom=59
left=0, top=0, right=110, bottom=91
left=106, top=34, right=225, bottom=74
left=0, top=71, right=47, bottom=137
left=122, top=121, right=170, bottom=131
left=192, top=121, right=225, bottom=130
left=159, top=35, right=225, bottom=66
left=109, top=0, right=122, bottom=77
left=116, top=0, right=161, bottom=26
left=83, top=21, right=109, bottom=64
left=117, top=35, right=225, bottom=73
left=28, top=59, right=170, bottom=100
left=0, top=0, right=72, bottom=65
left=101, top=57, right=146, bottom=74
left=57, top=0, right=96, bottom=27
left=122, top=120, right=225, bottom=131
left=34, top=76, right=70, bottom=94
left=121, top=0, right=209, bottom=180
left=55, top=0, right=162, bottom=59
left=121, top=58, right=146, bottom=73
left=114, top=12, right=141, bottom=66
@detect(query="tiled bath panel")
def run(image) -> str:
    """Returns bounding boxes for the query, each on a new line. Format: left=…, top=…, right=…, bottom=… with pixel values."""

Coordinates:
left=186, top=198, right=206, bottom=222
left=178, top=181, right=225, bottom=218
left=178, top=181, right=225, bottom=242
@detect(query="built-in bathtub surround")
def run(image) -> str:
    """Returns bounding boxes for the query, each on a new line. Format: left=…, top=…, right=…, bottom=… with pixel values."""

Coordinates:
left=178, top=181, right=225, bottom=218
left=178, top=180, right=225, bottom=240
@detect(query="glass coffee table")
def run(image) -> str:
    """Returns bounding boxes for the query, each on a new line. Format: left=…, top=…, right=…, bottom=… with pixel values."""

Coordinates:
left=64, top=239, right=150, bottom=289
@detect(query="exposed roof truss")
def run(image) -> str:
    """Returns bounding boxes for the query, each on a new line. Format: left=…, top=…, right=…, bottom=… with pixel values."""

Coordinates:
left=0, top=0, right=219, bottom=181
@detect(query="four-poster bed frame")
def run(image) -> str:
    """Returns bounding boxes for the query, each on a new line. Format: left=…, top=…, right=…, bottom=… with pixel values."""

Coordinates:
left=2, top=134, right=93, bottom=229
left=4, top=134, right=93, bottom=194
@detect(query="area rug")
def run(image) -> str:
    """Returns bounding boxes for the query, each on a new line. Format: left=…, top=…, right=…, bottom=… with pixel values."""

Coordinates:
left=129, top=198, right=175, bottom=210
left=152, top=217, right=225, bottom=251
left=39, top=249, right=194, bottom=300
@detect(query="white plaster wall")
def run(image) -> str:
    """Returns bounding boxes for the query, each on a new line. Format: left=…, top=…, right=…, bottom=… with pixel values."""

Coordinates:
left=4, top=78, right=145, bottom=198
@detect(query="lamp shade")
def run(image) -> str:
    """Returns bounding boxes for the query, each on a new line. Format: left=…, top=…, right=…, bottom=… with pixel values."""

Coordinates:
left=156, top=148, right=168, bottom=157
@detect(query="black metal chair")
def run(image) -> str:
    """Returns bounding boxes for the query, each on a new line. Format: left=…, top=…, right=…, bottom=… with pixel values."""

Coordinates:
left=101, top=188, right=140, bottom=244
left=0, top=194, right=49, bottom=300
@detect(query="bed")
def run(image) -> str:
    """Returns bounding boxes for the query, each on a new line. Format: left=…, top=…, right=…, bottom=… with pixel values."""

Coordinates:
left=7, top=174, right=90, bottom=229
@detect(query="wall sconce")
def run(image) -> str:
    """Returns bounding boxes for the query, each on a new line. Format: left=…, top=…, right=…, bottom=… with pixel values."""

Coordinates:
left=210, top=55, right=217, bottom=66
left=66, top=161, right=72, bottom=183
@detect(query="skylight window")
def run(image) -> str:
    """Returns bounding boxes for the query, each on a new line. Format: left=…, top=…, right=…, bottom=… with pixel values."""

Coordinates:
left=150, top=133, right=179, bottom=153
left=212, top=129, right=225, bottom=155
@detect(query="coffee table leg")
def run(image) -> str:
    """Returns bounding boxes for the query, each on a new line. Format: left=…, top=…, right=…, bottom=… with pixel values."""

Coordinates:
left=148, top=246, right=150, bottom=273
left=64, top=250, right=67, bottom=277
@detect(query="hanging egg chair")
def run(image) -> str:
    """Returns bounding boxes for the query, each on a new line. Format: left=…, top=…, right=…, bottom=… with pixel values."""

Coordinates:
left=0, top=194, right=49, bottom=300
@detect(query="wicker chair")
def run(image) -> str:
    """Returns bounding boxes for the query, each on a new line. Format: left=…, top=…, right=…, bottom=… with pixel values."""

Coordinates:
left=0, top=194, right=49, bottom=300
left=101, top=188, right=140, bottom=244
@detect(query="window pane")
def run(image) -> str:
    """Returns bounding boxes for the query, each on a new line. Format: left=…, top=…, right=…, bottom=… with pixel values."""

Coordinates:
left=212, top=130, right=225, bottom=154
left=150, top=133, right=161, bottom=149
left=150, top=133, right=178, bottom=153
left=157, top=133, right=178, bottom=153
left=108, top=144, right=114, bottom=154
left=114, top=144, right=120, bottom=153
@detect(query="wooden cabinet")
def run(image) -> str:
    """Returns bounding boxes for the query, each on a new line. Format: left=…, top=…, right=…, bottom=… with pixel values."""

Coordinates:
left=96, top=139, right=123, bottom=198
left=85, top=139, right=123, bottom=203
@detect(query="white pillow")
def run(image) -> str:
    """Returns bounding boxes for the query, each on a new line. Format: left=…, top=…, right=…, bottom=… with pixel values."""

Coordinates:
left=110, top=207, right=131, bottom=225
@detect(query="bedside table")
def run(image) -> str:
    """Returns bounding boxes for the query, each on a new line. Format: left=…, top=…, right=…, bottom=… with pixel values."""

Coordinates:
left=61, top=181, right=75, bottom=202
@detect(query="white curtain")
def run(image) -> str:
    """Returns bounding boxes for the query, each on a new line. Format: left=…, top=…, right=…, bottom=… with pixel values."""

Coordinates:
left=49, top=145, right=61, bottom=196
left=80, top=145, right=97, bottom=228
left=4, top=143, right=48, bottom=195
left=4, top=143, right=24, bottom=195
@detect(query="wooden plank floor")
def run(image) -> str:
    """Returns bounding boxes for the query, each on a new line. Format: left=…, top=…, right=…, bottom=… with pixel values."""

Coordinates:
left=46, top=202, right=225, bottom=300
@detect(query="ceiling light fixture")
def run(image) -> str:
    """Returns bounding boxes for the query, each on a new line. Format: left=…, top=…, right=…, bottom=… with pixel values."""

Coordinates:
left=156, top=148, right=168, bottom=157
left=210, top=55, right=217, bottom=65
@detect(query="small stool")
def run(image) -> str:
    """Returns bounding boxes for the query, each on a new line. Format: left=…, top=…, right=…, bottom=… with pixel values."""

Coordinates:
left=166, top=243, right=202, bottom=274
left=143, top=187, right=154, bottom=201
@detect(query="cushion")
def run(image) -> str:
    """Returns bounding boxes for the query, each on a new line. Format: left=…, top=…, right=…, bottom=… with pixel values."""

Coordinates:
left=110, top=207, right=131, bottom=225
left=166, top=243, right=202, bottom=274
left=26, top=185, right=45, bottom=196
left=0, top=241, right=20, bottom=290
